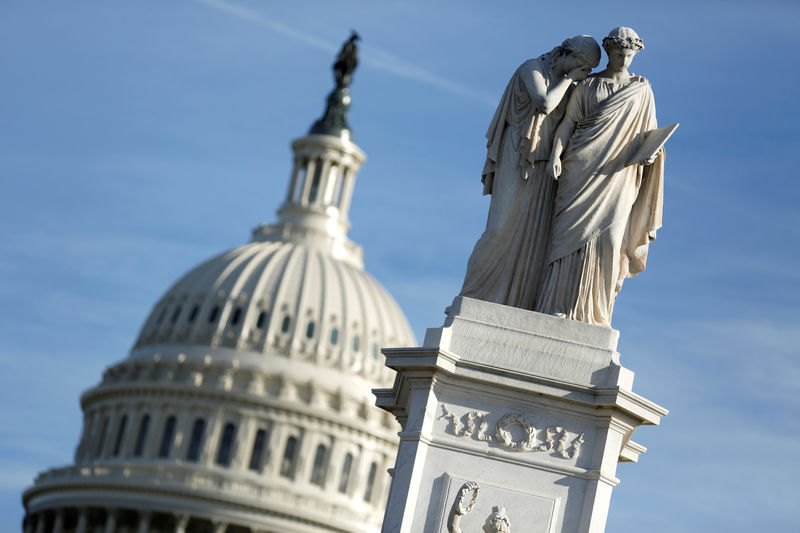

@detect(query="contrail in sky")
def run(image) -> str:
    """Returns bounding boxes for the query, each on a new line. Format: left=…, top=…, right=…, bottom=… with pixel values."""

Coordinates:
left=193, top=0, right=496, bottom=107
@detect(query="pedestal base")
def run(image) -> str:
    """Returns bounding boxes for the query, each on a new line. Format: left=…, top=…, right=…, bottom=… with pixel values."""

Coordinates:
left=374, top=297, right=667, bottom=533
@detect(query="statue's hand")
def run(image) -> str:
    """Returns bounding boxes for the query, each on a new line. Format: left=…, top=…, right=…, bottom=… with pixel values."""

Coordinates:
left=567, top=66, right=591, bottom=82
left=639, top=147, right=663, bottom=166
left=547, top=158, right=562, bottom=180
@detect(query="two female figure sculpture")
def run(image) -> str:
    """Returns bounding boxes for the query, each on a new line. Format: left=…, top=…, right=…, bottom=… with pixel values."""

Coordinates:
left=460, top=27, right=665, bottom=327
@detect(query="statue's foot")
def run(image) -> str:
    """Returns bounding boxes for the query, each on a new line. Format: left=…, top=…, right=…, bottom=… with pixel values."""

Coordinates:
left=553, top=312, right=567, bottom=319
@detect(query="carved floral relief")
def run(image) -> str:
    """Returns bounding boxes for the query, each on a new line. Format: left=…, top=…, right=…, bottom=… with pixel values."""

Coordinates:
left=440, top=404, right=585, bottom=460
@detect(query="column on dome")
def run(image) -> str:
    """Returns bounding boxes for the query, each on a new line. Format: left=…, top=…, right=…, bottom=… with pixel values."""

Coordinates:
left=212, top=521, right=228, bottom=533
left=137, top=510, right=151, bottom=533
left=311, top=157, right=332, bottom=206
left=100, top=406, right=122, bottom=458
left=52, top=509, right=64, bottom=533
left=34, top=512, right=46, bottom=533
left=229, top=415, right=252, bottom=470
left=173, top=409, right=192, bottom=460
left=295, top=427, right=320, bottom=484
left=93, top=410, right=111, bottom=460
left=284, top=138, right=363, bottom=215
left=143, top=406, right=167, bottom=458
left=300, top=157, right=317, bottom=206
left=337, top=166, right=356, bottom=218
left=262, top=418, right=287, bottom=477
left=236, top=414, right=261, bottom=472
left=76, top=411, right=97, bottom=463
left=202, top=408, right=226, bottom=468
left=286, top=155, right=306, bottom=204
left=75, top=508, right=88, bottom=533
left=104, top=508, right=118, bottom=533
left=174, top=514, right=190, bottom=533
left=322, top=160, right=341, bottom=205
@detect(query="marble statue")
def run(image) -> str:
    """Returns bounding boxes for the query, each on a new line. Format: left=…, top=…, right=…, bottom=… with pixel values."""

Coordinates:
left=311, top=31, right=361, bottom=138
left=459, top=36, right=601, bottom=308
left=535, top=27, right=665, bottom=326
left=334, top=31, right=360, bottom=88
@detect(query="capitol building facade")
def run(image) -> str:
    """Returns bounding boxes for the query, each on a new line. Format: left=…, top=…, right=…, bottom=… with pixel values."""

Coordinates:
left=22, top=40, right=415, bottom=533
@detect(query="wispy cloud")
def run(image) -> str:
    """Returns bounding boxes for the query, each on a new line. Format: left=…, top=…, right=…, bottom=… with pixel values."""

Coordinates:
left=192, top=0, right=495, bottom=107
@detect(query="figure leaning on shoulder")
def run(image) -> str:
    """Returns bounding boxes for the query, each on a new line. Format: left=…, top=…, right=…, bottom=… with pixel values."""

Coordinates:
left=460, top=35, right=601, bottom=309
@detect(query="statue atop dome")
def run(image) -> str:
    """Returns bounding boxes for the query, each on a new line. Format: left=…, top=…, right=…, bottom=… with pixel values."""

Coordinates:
left=310, top=31, right=361, bottom=139
left=334, top=30, right=360, bottom=88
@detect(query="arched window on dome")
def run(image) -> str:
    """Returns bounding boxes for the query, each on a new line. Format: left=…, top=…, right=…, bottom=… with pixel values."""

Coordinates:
left=159, top=416, right=177, bottom=458
left=256, top=311, right=267, bottom=329
left=170, top=305, right=182, bottom=324
left=216, top=423, right=237, bottom=467
left=187, top=418, right=206, bottom=462
left=95, top=416, right=109, bottom=458
left=372, top=343, right=380, bottom=360
left=338, top=452, right=353, bottom=493
left=280, top=315, right=291, bottom=333
left=280, top=436, right=298, bottom=478
left=330, top=327, right=339, bottom=346
left=133, top=415, right=150, bottom=457
left=364, top=461, right=378, bottom=502
left=353, top=335, right=361, bottom=353
left=208, top=306, right=220, bottom=323
left=188, top=305, right=200, bottom=323
left=309, top=444, right=328, bottom=486
left=230, top=307, right=242, bottom=326
left=306, top=321, right=315, bottom=339
left=248, top=428, right=269, bottom=472
left=112, top=415, right=128, bottom=457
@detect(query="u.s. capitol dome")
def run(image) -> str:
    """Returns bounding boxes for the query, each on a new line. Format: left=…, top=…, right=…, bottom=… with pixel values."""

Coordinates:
left=23, top=35, right=415, bottom=533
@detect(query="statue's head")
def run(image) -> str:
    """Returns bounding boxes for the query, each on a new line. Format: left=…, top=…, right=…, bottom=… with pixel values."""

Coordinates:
left=602, top=27, right=644, bottom=52
left=560, top=35, right=602, bottom=69
left=482, top=506, right=511, bottom=533
left=602, top=27, right=643, bottom=70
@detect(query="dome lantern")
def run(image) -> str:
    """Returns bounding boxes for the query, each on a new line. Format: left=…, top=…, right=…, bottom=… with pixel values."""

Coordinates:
left=254, top=31, right=366, bottom=267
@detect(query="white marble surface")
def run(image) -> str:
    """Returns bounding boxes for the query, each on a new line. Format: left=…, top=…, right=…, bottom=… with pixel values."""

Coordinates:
left=375, top=297, right=667, bottom=533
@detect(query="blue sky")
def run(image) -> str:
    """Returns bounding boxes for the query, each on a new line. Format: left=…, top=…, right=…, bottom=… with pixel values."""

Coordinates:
left=1, top=1, right=798, bottom=531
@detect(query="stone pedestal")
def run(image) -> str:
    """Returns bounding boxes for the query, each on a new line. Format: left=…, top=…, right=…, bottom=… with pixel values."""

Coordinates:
left=374, top=297, right=667, bottom=533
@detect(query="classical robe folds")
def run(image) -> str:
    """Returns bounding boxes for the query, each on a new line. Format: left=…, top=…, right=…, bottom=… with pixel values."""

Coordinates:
left=460, top=56, right=568, bottom=308
left=536, top=75, right=664, bottom=326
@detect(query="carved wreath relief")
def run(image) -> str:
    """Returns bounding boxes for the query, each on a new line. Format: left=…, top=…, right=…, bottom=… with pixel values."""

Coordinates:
left=440, top=405, right=585, bottom=459
left=447, top=481, right=511, bottom=533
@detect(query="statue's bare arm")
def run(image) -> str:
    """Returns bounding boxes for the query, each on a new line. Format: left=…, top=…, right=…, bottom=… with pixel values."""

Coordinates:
left=547, top=116, right=577, bottom=179
left=522, top=66, right=589, bottom=115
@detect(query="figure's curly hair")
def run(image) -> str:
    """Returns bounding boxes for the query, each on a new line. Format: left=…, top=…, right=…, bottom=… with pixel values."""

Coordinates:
left=602, top=26, right=644, bottom=51
left=557, top=35, right=601, bottom=68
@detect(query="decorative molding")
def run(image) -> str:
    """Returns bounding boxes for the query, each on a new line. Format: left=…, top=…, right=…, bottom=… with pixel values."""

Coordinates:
left=440, top=405, right=586, bottom=460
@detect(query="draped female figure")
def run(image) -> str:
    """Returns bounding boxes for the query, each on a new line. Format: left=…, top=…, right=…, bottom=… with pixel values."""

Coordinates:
left=536, top=27, right=665, bottom=326
left=459, top=36, right=601, bottom=308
